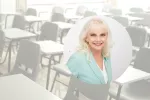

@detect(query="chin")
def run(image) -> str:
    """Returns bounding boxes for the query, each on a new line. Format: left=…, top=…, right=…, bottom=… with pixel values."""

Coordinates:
left=95, top=48, right=103, bottom=51
left=93, top=47, right=103, bottom=51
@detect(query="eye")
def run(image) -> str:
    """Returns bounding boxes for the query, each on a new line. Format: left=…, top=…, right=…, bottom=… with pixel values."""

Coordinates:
left=100, top=33, right=106, bottom=36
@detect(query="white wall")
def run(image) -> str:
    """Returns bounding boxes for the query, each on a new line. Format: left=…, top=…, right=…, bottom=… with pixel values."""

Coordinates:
left=117, top=0, right=150, bottom=11
left=0, top=0, right=16, bottom=13
left=16, top=0, right=27, bottom=12
left=27, top=0, right=105, bottom=5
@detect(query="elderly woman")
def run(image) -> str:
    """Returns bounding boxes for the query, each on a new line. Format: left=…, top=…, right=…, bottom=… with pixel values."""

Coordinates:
left=66, top=18, right=113, bottom=84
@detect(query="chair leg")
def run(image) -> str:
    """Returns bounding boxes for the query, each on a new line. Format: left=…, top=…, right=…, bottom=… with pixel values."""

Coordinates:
left=40, top=56, right=44, bottom=68
left=109, top=96, right=112, bottom=100
left=116, top=85, right=123, bottom=100
left=50, top=72, right=59, bottom=92
left=0, top=47, right=9, bottom=64
left=75, top=89, right=79, bottom=97
left=40, top=56, right=49, bottom=68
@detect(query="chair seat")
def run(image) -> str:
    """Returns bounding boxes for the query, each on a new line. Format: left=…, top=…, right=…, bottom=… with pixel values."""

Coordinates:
left=53, top=64, right=72, bottom=77
left=136, top=20, right=150, bottom=27
left=109, top=80, right=150, bottom=100
left=132, top=46, right=140, bottom=51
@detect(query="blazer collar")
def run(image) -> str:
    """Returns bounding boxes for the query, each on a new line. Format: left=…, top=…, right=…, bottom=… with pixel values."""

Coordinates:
left=87, top=52, right=112, bottom=84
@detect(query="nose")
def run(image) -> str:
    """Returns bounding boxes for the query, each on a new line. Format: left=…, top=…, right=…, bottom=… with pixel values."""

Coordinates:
left=96, top=36, right=101, bottom=41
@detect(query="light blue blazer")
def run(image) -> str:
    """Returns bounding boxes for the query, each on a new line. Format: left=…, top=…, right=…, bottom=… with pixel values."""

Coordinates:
left=66, top=51, right=112, bottom=84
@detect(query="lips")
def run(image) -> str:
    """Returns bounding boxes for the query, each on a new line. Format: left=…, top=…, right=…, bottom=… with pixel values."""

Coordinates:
left=93, top=42, right=103, bottom=46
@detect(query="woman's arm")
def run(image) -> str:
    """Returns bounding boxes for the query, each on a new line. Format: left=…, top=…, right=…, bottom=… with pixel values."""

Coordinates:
left=66, top=53, right=80, bottom=77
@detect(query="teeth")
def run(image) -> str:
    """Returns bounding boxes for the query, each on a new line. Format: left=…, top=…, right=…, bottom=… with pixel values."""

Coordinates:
left=93, top=42, right=103, bottom=46
left=94, top=43, right=102, bottom=45
left=94, top=43, right=102, bottom=44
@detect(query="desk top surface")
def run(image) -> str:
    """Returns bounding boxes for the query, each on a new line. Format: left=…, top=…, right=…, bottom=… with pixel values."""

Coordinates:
left=53, top=22, right=73, bottom=29
left=3, top=28, right=36, bottom=40
left=25, top=15, right=49, bottom=22
left=0, top=74, right=62, bottom=100
left=115, top=66, right=150, bottom=85
left=35, top=40, right=64, bottom=54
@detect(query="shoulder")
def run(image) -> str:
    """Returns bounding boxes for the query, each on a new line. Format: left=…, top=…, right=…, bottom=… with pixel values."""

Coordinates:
left=69, top=51, right=87, bottom=60
left=67, top=51, right=88, bottom=66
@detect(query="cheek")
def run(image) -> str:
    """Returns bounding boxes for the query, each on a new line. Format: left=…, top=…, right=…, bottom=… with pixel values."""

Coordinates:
left=86, top=36, right=94, bottom=42
left=103, top=36, right=108, bottom=42
left=89, top=37, right=96, bottom=41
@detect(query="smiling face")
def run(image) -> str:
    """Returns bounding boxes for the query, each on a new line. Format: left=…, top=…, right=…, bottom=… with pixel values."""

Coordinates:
left=85, top=21, right=108, bottom=53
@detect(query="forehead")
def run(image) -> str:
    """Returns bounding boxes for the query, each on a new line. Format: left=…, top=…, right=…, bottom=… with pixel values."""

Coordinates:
left=88, top=22, right=108, bottom=34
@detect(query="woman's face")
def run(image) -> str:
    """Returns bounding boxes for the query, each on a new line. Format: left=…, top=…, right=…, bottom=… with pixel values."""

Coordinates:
left=85, top=23, right=108, bottom=52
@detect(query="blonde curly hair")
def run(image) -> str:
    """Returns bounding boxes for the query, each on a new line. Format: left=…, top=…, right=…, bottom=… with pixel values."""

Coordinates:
left=77, top=18, right=113, bottom=58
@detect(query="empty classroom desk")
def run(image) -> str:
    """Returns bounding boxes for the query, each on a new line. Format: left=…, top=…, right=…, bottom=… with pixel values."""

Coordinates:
left=0, top=74, right=62, bottom=100
left=3, top=28, right=36, bottom=72
left=35, top=40, right=64, bottom=89
left=64, top=14, right=83, bottom=20
left=112, top=66, right=150, bottom=100
left=25, top=15, right=49, bottom=32
left=25, top=15, right=49, bottom=22
left=52, top=22, right=73, bottom=44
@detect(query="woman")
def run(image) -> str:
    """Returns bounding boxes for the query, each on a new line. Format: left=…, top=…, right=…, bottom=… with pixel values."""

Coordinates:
left=66, top=18, right=113, bottom=84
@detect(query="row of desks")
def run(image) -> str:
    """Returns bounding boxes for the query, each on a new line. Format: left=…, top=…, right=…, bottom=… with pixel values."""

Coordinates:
left=2, top=28, right=64, bottom=90
left=0, top=66, right=150, bottom=100
left=0, top=12, right=150, bottom=100
left=2, top=12, right=144, bottom=24
left=1, top=27, right=150, bottom=100
left=4, top=14, right=73, bottom=43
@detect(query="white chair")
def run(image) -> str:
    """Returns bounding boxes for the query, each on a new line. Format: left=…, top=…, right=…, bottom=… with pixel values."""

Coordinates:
left=0, top=30, right=5, bottom=64
left=50, top=55, right=72, bottom=92
left=109, top=47, right=150, bottom=100
left=2, top=40, right=41, bottom=81
left=64, top=75, right=110, bottom=100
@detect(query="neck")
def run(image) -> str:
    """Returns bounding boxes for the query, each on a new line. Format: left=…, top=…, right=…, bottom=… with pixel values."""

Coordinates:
left=90, top=48, right=103, bottom=59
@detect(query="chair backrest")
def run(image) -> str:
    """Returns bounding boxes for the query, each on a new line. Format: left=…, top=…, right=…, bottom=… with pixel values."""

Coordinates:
left=0, top=30, right=5, bottom=60
left=64, top=75, right=110, bottom=100
left=130, top=7, right=143, bottom=13
left=83, top=11, right=97, bottom=17
left=39, top=22, right=58, bottom=41
left=51, top=13, right=65, bottom=22
left=134, top=47, right=150, bottom=73
left=126, top=26, right=146, bottom=48
left=65, top=8, right=74, bottom=15
left=134, top=13, right=150, bottom=27
left=113, top=16, right=129, bottom=27
left=26, top=8, right=37, bottom=16
left=142, top=13, right=150, bottom=19
left=12, top=15, right=26, bottom=30
left=76, top=6, right=88, bottom=16
left=129, top=13, right=150, bottom=19
left=109, top=8, right=122, bottom=16
left=52, top=6, right=64, bottom=15
left=5, top=14, right=15, bottom=29
left=102, top=3, right=113, bottom=13
left=12, top=40, right=41, bottom=81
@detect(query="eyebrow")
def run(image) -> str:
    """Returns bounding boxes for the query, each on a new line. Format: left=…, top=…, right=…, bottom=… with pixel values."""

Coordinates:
left=89, top=32, right=108, bottom=34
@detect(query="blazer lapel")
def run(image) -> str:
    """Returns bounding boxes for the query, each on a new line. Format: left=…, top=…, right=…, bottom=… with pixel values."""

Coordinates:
left=87, top=52, right=105, bottom=84
left=104, top=57, right=112, bottom=83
